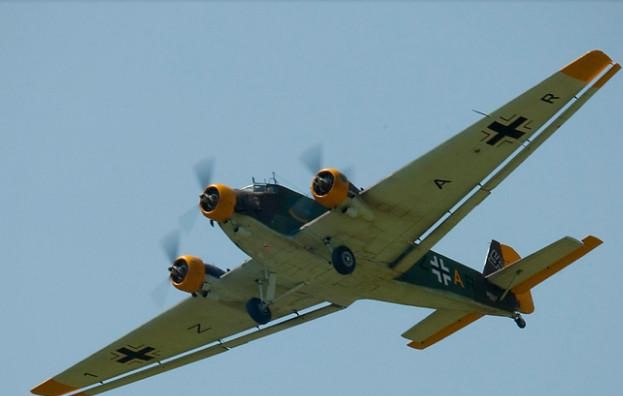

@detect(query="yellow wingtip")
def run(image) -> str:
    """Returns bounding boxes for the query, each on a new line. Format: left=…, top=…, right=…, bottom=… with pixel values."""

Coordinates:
left=407, top=340, right=427, bottom=350
left=582, top=235, right=603, bottom=248
left=31, top=379, right=77, bottom=396
left=561, top=50, right=612, bottom=83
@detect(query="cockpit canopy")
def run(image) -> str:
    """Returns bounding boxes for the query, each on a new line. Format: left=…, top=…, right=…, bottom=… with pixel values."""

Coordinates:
left=236, top=183, right=328, bottom=235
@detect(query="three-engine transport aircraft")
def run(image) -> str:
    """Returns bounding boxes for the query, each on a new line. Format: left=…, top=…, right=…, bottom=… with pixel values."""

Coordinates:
left=33, top=50, right=619, bottom=396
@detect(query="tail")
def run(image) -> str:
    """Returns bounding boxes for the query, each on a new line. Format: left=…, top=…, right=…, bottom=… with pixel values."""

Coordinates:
left=402, top=235, right=601, bottom=349
left=484, top=236, right=602, bottom=315
left=483, top=240, right=535, bottom=314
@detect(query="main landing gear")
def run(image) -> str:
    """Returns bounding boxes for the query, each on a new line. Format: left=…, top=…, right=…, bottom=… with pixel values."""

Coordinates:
left=246, top=297, right=272, bottom=325
left=513, top=313, right=526, bottom=329
left=323, top=238, right=356, bottom=275
left=246, top=271, right=276, bottom=325
left=332, top=245, right=356, bottom=275
left=245, top=242, right=356, bottom=325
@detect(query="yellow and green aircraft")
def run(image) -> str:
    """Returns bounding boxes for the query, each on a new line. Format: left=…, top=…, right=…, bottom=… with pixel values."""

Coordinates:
left=33, top=50, right=619, bottom=396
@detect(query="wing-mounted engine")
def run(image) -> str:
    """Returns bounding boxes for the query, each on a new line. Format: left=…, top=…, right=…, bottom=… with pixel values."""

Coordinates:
left=169, top=255, right=225, bottom=295
left=311, top=168, right=357, bottom=208
left=199, top=184, right=237, bottom=222
left=311, top=168, right=374, bottom=220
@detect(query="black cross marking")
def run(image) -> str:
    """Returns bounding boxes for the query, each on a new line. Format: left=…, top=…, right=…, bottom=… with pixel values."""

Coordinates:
left=115, top=346, right=156, bottom=364
left=485, top=116, right=528, bottom=146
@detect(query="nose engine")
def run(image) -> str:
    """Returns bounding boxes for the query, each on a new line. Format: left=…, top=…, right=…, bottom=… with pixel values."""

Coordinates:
left=199, top=184, right=237, bottom=222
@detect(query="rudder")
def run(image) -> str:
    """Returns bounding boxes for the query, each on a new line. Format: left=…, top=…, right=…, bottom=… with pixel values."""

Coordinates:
left=483, top=240, right=535, bottom=314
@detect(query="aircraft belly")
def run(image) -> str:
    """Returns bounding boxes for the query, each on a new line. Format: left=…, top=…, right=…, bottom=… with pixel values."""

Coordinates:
left=219, top=215, right=509, bottom=315
left=363, top=279, right=506, bottom=314
left=220, top=215, right=411, bottom=305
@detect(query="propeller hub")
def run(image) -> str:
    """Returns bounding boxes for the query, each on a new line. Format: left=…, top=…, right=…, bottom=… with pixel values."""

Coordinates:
left=312, top=171, right=335, bottom=196
left=169, top=258, right=189, bottom=283
left=200, top=186, right=220, bottom=212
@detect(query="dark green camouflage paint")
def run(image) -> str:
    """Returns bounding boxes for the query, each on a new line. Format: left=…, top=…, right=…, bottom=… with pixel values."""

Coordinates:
left=397, top=250, right=519, bottom=312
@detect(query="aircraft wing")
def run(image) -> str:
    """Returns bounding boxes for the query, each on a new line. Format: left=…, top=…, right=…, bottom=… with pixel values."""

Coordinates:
left=31, top=260, right=333, bottom=396
left=300, top=50, right=618, bottom=270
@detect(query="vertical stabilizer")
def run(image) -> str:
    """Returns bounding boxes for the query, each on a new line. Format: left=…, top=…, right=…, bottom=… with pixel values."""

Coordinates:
left=483, top=240, right=521, bottom=275
left=483, top=240, right=503, bottom=275
left=483, top=240, right=534, bottom=313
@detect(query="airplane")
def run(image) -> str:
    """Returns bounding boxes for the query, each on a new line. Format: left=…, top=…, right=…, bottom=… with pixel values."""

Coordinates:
left=32, top=50, right=619, bottom=396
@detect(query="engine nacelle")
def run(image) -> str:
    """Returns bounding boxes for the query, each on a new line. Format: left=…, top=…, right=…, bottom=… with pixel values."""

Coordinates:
left=170, top=255, right=206, bottom=293
left=199, top=183, right=237, bottom=222
left=169, top=255, right=226, bottom=294
left=311, top=168, right=351, bottom=209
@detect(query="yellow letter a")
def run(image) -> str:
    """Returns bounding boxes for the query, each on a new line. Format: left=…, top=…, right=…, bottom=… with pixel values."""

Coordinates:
left=454, top=270, right=465, bottom=288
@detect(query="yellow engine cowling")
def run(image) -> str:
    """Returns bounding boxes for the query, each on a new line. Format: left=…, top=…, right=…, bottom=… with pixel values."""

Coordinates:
left=199, top=183, right=237, bottom=222
left=311, top=168, right=350, bottom=209
left=170, top=255, right=206, bottom=293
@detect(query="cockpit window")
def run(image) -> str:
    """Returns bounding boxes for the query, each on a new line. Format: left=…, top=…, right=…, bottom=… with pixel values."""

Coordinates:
left=236, top=183, right=327, bottom=235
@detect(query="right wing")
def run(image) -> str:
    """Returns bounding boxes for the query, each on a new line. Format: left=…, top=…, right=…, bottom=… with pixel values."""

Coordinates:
left=31, top=259, right=333, bottom=396
left=299, top=51, right=618, bottom=270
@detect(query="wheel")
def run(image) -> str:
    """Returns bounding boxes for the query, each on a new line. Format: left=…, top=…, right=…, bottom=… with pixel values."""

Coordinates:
left=246, top=297, right=272, bottom=325
left=331, top=245, right=356, bottom=275
left=514, top=315, right=526, bottom=329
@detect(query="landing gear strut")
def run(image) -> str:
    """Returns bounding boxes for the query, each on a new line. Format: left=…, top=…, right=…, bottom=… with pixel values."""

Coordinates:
left=246, top=271, right=276, bottom=325
left=513, top=313, right=526, bottom=329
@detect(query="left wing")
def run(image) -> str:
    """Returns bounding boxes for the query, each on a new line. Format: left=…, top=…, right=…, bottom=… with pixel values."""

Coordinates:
left=299, top=51, right=618, bottom=269
left=31, top=260, right=332, bottom=396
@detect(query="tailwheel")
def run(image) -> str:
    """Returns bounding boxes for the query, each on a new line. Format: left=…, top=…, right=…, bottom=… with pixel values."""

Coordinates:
left=331, top=245, right=356, bottom=275
left=513, top=314, right=526, bottom=329
left=246, top=297, right=272, bottom=325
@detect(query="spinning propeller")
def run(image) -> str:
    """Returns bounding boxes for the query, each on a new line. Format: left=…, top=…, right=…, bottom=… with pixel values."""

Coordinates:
left=150, top=230, right=183, bottom=307
left=161, top=230, right=189, bottom=284
left=179, top=158, right=216, bottom=232
left=300, top=143, right=324, bottom=176
left=151, top=147, right=357, bottom=306
left=300, top=143, right=356, bottom=195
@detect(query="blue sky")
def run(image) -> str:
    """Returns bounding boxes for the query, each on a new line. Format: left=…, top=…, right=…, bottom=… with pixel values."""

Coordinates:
left=2, top=2, right=622, bottom=395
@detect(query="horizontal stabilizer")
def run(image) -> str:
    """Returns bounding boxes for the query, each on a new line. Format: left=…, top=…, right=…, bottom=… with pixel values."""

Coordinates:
left=402, top=309, right=483, bottom=350
left=486, top=236, right=602, bottom=293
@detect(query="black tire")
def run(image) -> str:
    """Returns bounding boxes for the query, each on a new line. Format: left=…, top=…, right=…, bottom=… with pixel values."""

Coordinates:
left=514, top=316, right=526, bottom=329
left=331, top=245, right=356, bottom=275
left=246, top=297, right=272, bottom=325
